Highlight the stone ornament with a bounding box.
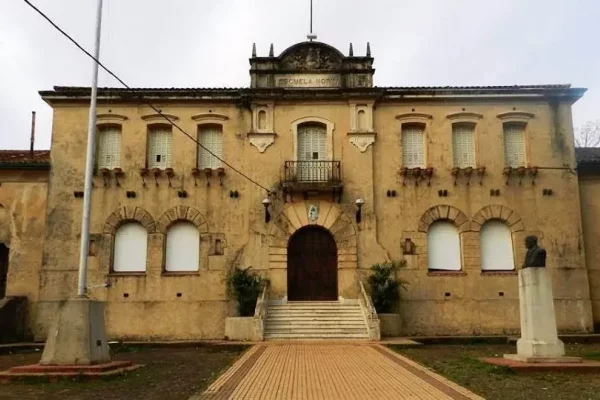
[280,44,343,71]
[248,133,276,153]
[523,235,546,268]
[349,133,376,153]
[308,204,319,222]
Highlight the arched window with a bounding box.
[427,221,461,271]
[165,222,200,272]
[197,125,223,169]
[481,220,515,271]
[147,125,172,169]
[357,110,366,131]
[96,125,121,169]
[258,110,267,130]
[113,222,147,272]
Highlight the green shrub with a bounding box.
[226,267,266,317]
[366,260,408,313]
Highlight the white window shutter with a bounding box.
[427,221,461,271]
[147,127,172,169]
[504,123,526,167]
[452,124,475,168]
[97,126,121,169]
[165,222,200,272]
[198,126,223,169]
[297,124,326,161]
[402,125,425,168]
[481,220,515,271]
[113,223,147,272]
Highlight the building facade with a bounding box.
[2,40,599,340]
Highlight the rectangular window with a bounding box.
[452,123,475,168]
[504,123,526,167]
[402,125,425,168]
[197,125,223,169]
[147,126,172,169]
[97,125,121,169]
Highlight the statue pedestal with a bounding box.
[504,268,578,363]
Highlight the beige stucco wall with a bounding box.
[0,169,48,334]
[32,96,594,340]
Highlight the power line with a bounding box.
[23,0,272,194]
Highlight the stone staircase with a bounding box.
[264,301,370,340]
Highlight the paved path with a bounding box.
[192,343,483,400]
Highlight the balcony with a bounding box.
[282,161,343,201]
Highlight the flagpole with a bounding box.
[77,0,104,297]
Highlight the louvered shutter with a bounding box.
[147,127,172,169]
[402,125,425,168]
[504,123,526,167]
[452,124,475,168]
[297,124,327,181]
[198,126,223,169]
[97,126,121,169]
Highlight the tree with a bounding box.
[575,120,600,148]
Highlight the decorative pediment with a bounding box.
[279,42,344,72]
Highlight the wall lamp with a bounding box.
[355,198,365,223]
[262,197,272,223]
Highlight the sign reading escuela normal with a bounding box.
[276,74,341,88]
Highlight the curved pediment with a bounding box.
[278,41,344,72]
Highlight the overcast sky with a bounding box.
[1,0,599,150]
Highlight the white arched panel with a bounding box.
[481,220,515,271]
[427,221,461,271]
[166,222,200,272]
[113,223,147,272]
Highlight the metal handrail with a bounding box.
[283,161,342,184]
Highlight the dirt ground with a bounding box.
[392,342,600,400]
[0,344,248,400]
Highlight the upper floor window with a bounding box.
[402,124,425,168]
[113,222,147,273]
[452,123,475,168]
[96,125,121,169]
[427,221,461,271]
[197,125,223,169]
[298,122,327,161]
[147,125,172,169]
[504,122,526,167]
[481,220,515,271]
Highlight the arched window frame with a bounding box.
[291,117,335,161]
[426,219,463,272]
[164,221,201,273]
[111,221,149,274]
[480,219,516,272]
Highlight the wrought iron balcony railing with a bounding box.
[283,161,342,187]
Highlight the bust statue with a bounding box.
[523,235,547,268]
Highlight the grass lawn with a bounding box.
[391,342,600,400]
[0,344,248,400]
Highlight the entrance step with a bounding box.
[264,301,369,341]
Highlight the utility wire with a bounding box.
[23,0,271,194]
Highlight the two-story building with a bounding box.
[1,40,598,340]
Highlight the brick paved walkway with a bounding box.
[192,344,483,400]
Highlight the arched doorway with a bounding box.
[287,226,337,301]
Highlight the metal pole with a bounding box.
[30,111,36,157]
[77,0,104,297]
[310,0,313,35]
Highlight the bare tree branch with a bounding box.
[575,120,600,148]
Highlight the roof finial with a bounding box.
[252,43,256,57]
[269,43,274,57]
[366,42,371,57]
[349,43,354,56]
[307,0,317,41]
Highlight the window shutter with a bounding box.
[297,124,327,161]
[402,125,425,168]
[452,124,475,168]
[113,223,147,272]
[198,126,223,169]
[427,221,461,271]
[97,126,121,169]
[147,127,172,169]
[504,123,526,167]
[165,222,200,272]
[481,220,515,271]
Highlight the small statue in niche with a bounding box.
[522,235,547,268]
[402,238,416,255]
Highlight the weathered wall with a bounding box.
[0,169,48,335]
[578,175,600,331]
[33,96,593,340]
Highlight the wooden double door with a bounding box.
[287,226,338,301]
